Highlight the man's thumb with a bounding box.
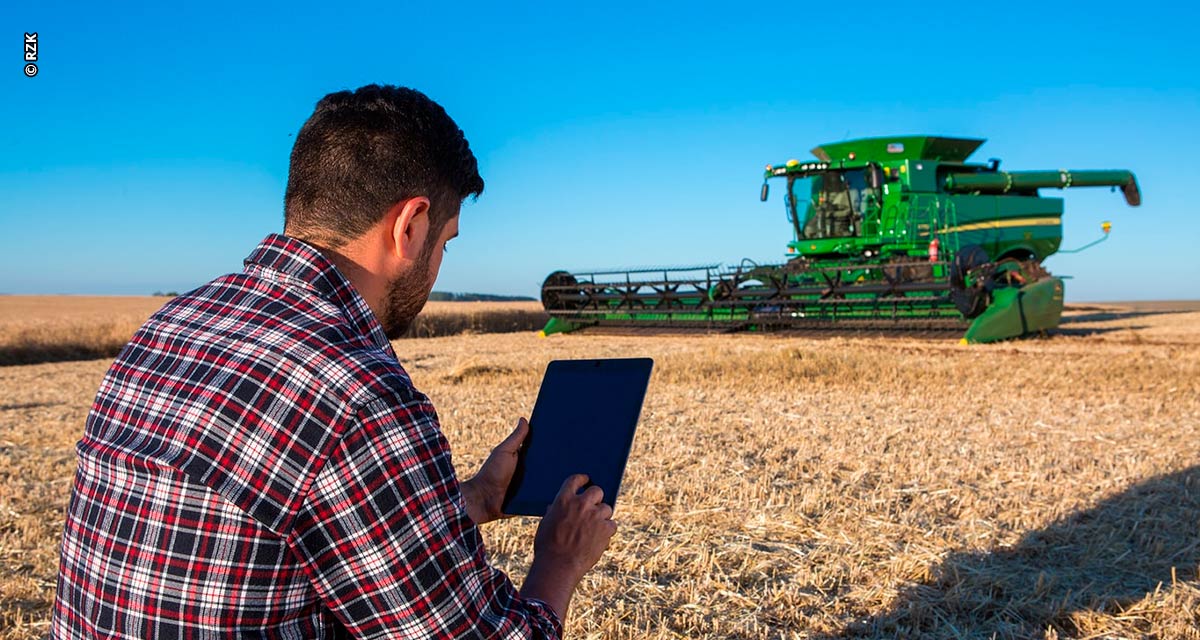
[499,417,529,451]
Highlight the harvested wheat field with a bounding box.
[0,302,1198,639]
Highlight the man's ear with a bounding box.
[386,197,432,261]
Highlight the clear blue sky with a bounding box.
[3,1,1198,301]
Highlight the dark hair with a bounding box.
[284,84,484,248]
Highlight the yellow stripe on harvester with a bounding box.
[942,217,1061,234]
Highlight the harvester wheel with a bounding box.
[950,246,989,289]
[541,271,582,311]
[949,245,993,319]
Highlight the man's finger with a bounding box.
[558,474,590,498]
[582,484,605,506]
[495,418,528,453]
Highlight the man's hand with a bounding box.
[519,474,618,621]
[461,418,528,525]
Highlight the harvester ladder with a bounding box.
[907,195,959,253]
[907,195,940,243]
[940,199,961,255]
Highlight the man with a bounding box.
[52,84,615,638]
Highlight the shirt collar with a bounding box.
[243,233,395,356]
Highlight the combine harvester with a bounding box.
[539,136,1140,343]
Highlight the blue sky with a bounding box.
[2,1,1198,301]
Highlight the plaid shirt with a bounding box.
[52,234,562,639]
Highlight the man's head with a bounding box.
[283,85,483,338]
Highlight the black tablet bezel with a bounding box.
[501,357,653,517]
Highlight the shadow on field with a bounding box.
[1062,311,1156,324]
[840,466,1200,639]
[1060,305,1196,325]
[1050,324,1148,339]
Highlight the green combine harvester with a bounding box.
[539,136,1140,343]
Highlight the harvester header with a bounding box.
[541,134,1140,343]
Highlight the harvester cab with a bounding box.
[775,162,884,248]
[540,135,1140,343]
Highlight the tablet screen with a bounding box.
[502,358,653,517]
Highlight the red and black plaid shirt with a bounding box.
[52,234,561,639]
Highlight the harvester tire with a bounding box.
[950,245,993,319]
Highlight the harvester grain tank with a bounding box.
[539,136,1140,343]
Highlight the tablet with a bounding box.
[501,358,653,517]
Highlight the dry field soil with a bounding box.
[0,298,1197,638]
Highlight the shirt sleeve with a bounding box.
[286,391,562,639]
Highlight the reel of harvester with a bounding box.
[539,264,732,336]
[540,258,969,337]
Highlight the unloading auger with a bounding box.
[539,136,1140,343]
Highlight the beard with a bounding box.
[379,250,434,341]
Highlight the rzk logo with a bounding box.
[24,32,38,77]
